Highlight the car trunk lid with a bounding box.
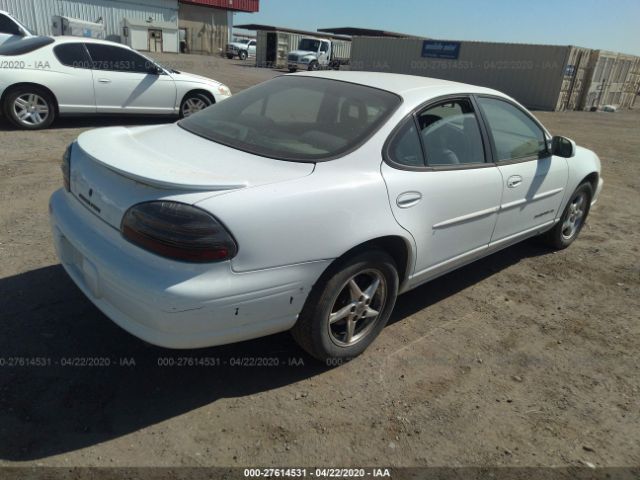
[71,124,314,229]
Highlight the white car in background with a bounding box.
[226,38,256,60]
[0,36,231,129]
[49,72,603,361]
[0,10,33,46]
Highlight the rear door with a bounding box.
[381,96,503,281]
[476,96,568,244]
[84,43,176,114]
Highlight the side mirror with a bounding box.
[551,135,576,158]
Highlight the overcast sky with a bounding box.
[234,0,640,56]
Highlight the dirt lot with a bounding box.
[0,55,638,470]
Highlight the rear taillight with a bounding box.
[61,143,72,191]
[121,201,237,262]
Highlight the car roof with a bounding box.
[50,35,134,48]
[290,70,507,100]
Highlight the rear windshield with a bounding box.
[178,76,401,162]
[0,36,54,56]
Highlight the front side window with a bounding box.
[320,42,329,53]
[85,44,153,73]
[477,97,546,161]
[299,39,321,51]
[417,98,485,166]
[54,43,91,68]
[0,14,22,35]
[178,76,401,161]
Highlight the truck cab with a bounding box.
[287,38,332,72]
[0,10,33,46]
[226,38,256,60]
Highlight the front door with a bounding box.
[85,43,176,114]
[475,96,568,245]
[381,97,503,282]
[148,29,162,52]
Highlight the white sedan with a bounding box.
[0,36,231,129]
[49,71,603,360]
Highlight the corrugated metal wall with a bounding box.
[555,46,591,111]
[179,2,229,55]
[180,0,258,13]
[351,37,571,111]
[0,0,177,42]
[581,50,640,109]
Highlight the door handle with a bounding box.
[396,191,422,208]
[97,78,111,83]
[507,175,523,188]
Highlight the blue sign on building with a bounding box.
[422,41,461,59]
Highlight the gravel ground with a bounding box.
[0,56,638,469]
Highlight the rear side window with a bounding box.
[477,97,546,161]
[388,119,424,167]
[0,36,54,56]
[0,14,22,35]
[54,43,91,68]
[417,99,485,166]
[85,43,152,73]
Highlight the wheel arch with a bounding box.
[181,89,216,105]
[581,171,599,194]
[327,235,414,291]
[1,82,59,115]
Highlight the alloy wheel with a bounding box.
[13,93,50,127]
[561,192,587,240]
[181,97,210,117]
[327,269,387,347]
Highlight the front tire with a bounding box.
[291,250,399,361]
[179,92,213,118]
[542,182,592,249]
[308,61,320,71]
[4,87,56,130]
[226,54,234,59]
[238,50,247,60]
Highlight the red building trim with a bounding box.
[179,0,259,13]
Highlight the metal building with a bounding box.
[350,36,639,111]
[235,24,351,68]
[0,0,259,54]
[179,0,259,55]
[0,0,178,45]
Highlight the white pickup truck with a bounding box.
[287,37,351,72]
[0,10,33,46]
[225,38,256,60]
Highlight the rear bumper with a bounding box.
[49,189,329,349]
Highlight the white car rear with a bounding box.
[49,72,603,360]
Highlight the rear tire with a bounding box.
[541,182,592,249]
[3,86,56,130]
[288,67,297,73]
[291,250,399,362]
